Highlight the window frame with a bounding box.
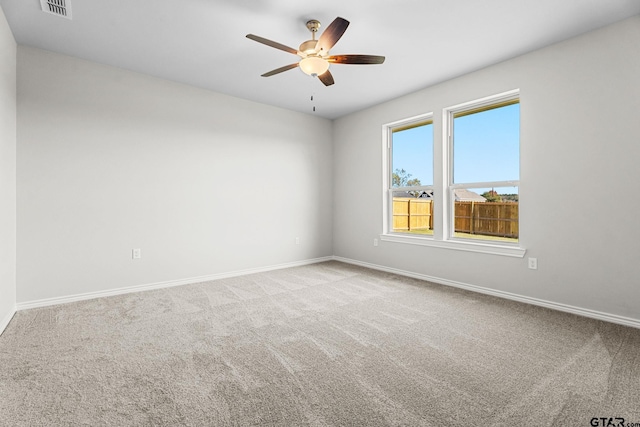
[381,90,525,258]
[444,90,520,245]
[382,113,434,239]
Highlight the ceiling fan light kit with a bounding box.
[246,17,385,86]
[299,56,329,76]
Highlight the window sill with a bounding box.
[379,233,526,258]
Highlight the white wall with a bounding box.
[0,7,17,333]
[333,16,640,322]
[17,47,333,303]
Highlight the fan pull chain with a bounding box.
[310,77,316,113]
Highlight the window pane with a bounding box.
[453,186,518,242]
[392,191,434,236]
[453,103,519,183]
[392,122,433,187]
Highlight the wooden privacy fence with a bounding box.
[393,198,433,231]
[392,198,519,238]
[454,201,519,238]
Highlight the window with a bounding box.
[386,115,434,236]
[382,90,523,257]
[447,93,520,243]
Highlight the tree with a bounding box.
[481,190,502,202]
[392,168,421,188]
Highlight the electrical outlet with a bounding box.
[295,237,300,245]
[373,238,378,247]
[132,248,141,259]
[528,257,537,270]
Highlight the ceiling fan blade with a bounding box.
[317,70,335,86]
[316,17,349,54]
[327,55,386,65]
[261,63,299,77]
[246,34,300,56]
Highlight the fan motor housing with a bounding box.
[299,40,318,54]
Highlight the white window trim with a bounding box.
[381,90,525,258]
[379,233,525,257]
[381,112,434,238]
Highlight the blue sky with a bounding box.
[392,103,519,193]
[392,123,434,185]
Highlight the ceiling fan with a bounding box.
[246,17,385,86]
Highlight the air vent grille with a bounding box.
[40,0,72,19]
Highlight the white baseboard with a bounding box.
[16,255,640,330]
[333,256,640,330]
[0,306,17,336]
[17,256,333,311]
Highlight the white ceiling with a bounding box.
[1,0,639,119]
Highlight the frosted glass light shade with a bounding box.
[299,57,329,76]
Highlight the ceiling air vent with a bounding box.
[40,0,72,19]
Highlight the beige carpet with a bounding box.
[1,261,639,426]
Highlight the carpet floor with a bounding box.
[1,261,639,426]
